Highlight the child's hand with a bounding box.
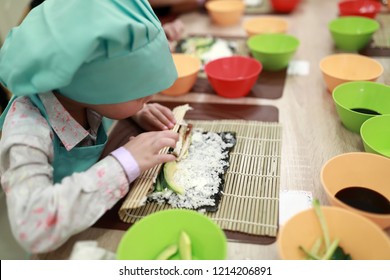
[123,130,179,172]
[133,103,176,131]
[163,19,185,42]
[163,19,185,51]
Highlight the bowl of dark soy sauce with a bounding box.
[335,186,390,214]
[321,152,390,229]
[332,81,390,133]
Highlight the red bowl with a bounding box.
[338,0,382,18]
[270,0,301,13]
[204,56,262,98]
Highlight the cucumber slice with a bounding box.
[155,244,178,260]
[179,231,192,260]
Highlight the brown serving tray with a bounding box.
[175,35,287,99]
[360,13,390,57]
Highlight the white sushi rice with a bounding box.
[148,129,235,210]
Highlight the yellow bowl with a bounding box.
[321,152,390,229]
[205,0,245,27]
[319,53,383,93]
[277,206,390,260]
[161,53,201,96]
[243,16,288,36]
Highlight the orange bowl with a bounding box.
[278,206,390,260]
[321,152,390,229]
[205,0,245,27]
[319,53,383,93]
[242,16,288,36]
[161,54,201,96]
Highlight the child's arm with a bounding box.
[132,103,176,131]
[0,98,175,253]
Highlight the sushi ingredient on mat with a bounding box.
[149,129,236,211]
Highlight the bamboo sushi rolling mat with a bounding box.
[118,105,282,241]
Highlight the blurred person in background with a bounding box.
[23,0,208,48]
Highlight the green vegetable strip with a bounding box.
[322,239,340,260]
[155,166,169,192]
[312,199,331,249]
[155,176,162,192]
[310,237,323,256]
[299,246,320,260]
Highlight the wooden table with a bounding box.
[34,0,390,260]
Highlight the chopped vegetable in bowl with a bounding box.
[299,199,352,260]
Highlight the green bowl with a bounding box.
[247,33,299,71]
[360,115,390,158]
[329,16,379,52]
[332,81,390,133]
[116,209,227,260]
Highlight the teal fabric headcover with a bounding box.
[0,0,177,104]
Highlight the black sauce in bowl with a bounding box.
[351,108,381,115]
[335,186,390,214]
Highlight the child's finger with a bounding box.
[148,109,174,130]
[154,154,177,165]
[153,137,178,151]
[152,104,176,127]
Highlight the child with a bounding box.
[0,0,179,254]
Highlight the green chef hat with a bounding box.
[0,0,177,104]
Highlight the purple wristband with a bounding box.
[110,147,141,183]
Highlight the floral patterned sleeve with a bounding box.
[0,97,130,253]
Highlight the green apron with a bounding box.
[0,94,107,183]
[0,94,108,258]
